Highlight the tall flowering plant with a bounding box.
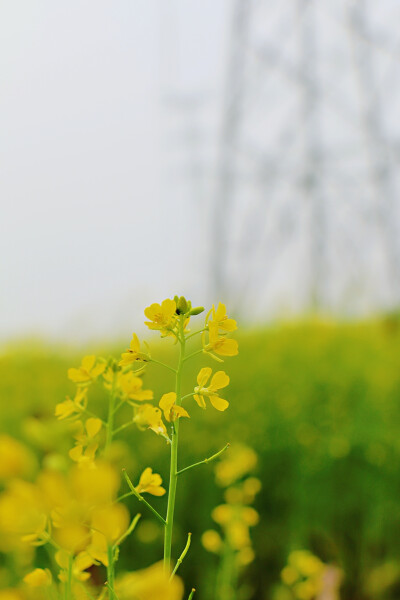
[48,296,239,599]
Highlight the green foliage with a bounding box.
[1,317,400,599]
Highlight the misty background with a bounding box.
[1,0,400,342]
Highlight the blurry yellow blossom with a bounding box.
[120,372,153,402]
[135,468,166,496]
[119,334,147,366]
[203,326,238,358]
[159,393,190,422]
[23,568,52,587]
[68,355,105,384]
[51,503,90,553]
[237,546,255,566]
[194,368,229,411]
[144,299,177,335]
[116,561,184,600]
[207,303,237,333]
[288,550,324,577]
[55,387,88,420]
[69,418,102,465]
[0,435,36,481]
[201,529,222,554]
[212,504,258,550]
[71,461,121,506]
[89,503,130,566]
[133,405,167,436]
[56,549,94,582]
[0,591,24,600]
[215,444,258,487]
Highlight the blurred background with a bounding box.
[1,1,400,599]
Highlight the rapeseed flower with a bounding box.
[159,392,189,422]
[55,387,88,420]
[135,468,166,496]
[120,372,153,402]
[119,333,147,366]
[204,326,239,358]
[133,404,167,436]
[68,355,105,384]
[207,302,237,333]
[23,568,52,587]
[194,368,229,411]
[69,418,102,466]
[144,299,177,335]
[116,561,184,600]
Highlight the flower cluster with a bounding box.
[0,296,238,599]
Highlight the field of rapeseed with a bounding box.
[1,299,400,600]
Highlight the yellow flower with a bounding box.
[207,302,237,332]
[119,334,147,366]
[0,435,36,480]
[159,392,190,422]
[116,561,184,600]
[201,529,222,554]
[88,503,130,566]
[120,372,153,402]
[205,326,239,357]
[215,444,258,487]
[56,549,94,582]
[68,355,105,384]
[212,504,259,550]
[69,418,102,466]
[133,404,167,436]
[23,568,52,587]
[55,388,88,420]
[144,299,177,334]
[71,461,121,506]
[135,468,166,496]
[194,368,229,411]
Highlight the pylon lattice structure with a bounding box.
[211,0,400,318]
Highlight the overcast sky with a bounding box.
[0,1,229,341]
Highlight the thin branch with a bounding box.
[170,532,192,580]
[188,589,196,600]
[177,443,230,476]
[122,470,167,526]
[185,328,207,341]
[114,513,141,547]
[149,358,177,374]
[182,349,203,363]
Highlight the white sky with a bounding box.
[0,1,229,341]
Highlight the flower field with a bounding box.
[0,302,400,600]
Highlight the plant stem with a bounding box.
[106,546,115,600]
[170,532,192,579]
[122,470,167,525]
[150,358,177,373]
[164,316,185,571]
[65,554,73,600]
[177,443,230,475]
[188,589,196,600]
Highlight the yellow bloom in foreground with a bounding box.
[194,368,229,411]
[119,334,146,366]
[56,549,94,582]
[0,435,36,480]
[120,372,153,402]
[208,302,237,332]
[116,561,183,600]
[133,404,167,436]
[89,503,130,566]
[23,568,52,587]
[68,355,105,384]
[55,388,88,420]
[159,392,190,422]
[135,468,166,496]
[69,418,102,465]
[205,326,239,357]
[144,299,177,334]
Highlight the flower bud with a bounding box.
[189,306,205,316]
[176,296,188,315]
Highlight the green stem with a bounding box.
[106,546,115,600]
[106,371,117,450]
[177,443,230,475]
[170,532,192,579]
[164,316,185,571]
[182,349,202,363]
[65,554,73,600]
[122,470,167,526]
[113,421,135,436]
[188,589,196,600]
[185,327,206,340]
[114,513,141,546]
[149,358,177,373]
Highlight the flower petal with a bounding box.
[197,367,212,387]
[208,395,229,411]
[209,371,230,391]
